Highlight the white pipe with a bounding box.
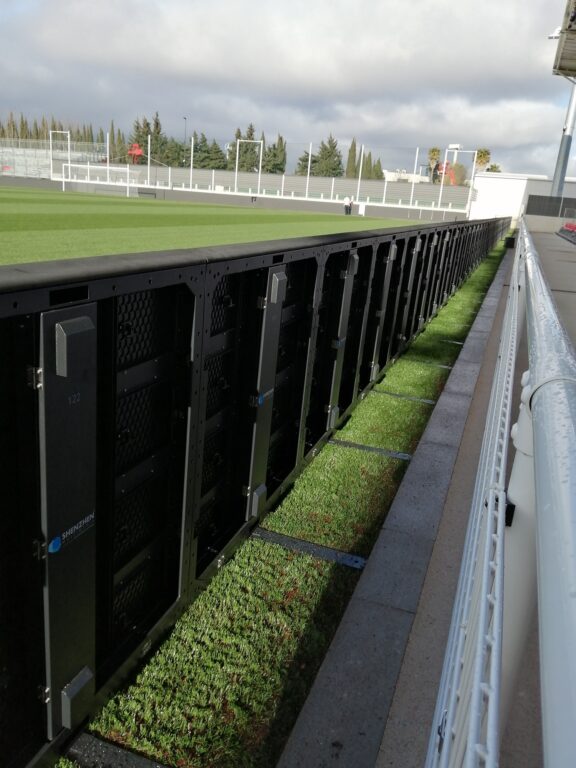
[257,139,263,195]
[305,142,312,198]
[356,144,364,201]
[521,221,576,766]
[147,134,151,186]
[409,147,419,206]
[189,135,194,190]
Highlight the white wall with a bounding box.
[469,172,576,224]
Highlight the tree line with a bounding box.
[0,111,499,176]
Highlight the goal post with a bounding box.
[49,130,71,181]
[233,139,263,194]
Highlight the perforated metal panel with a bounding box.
[116,290,174,368]
[113,476,166,569]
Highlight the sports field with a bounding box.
[0,186,412,265]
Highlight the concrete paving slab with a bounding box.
[468,311,499,334]
[418,391,472,449]
[458,330,491,364]
[443,360,482,397]
[277,600,414,768]
[354,528,434,614]
[383,442,459,541]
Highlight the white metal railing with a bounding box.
[426,219,576,766]
[58,160,470,214]
[0,137,474,214]
[425,230,520,767]
[523,221,576,766]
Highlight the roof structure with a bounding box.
[553,0,576,76]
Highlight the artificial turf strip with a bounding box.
[90,539,358,768]
[336,394,433,453]
[59,237,509,768]
[375,358,449,401]
[262,445,406,556]
[0,187,410,265]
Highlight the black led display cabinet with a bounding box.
[0,218,509,765]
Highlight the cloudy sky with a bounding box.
[0,0,572,175]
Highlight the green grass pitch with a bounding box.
[0,185,412,265]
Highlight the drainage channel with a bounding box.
[412,360,453,370]
[252,527,367,570]
[67,732,169,768]
[371,390,436,406]
[328,438,412,462]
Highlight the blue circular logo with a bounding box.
[48,536,62,554]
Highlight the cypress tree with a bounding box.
[227,128,242,170]
[19,114,29,139]
[362,151,373,179]
[346,138,357,178]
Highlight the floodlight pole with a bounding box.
[551,81,576,197]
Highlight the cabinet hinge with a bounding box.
[27,366,43,390]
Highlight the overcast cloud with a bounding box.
[0,0,571,175]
